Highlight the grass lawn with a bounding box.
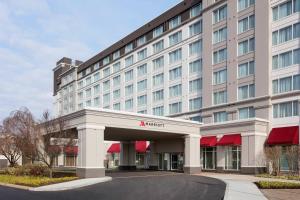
[256,174,300,181]
[256,181,300,189]
[0,175,78,187]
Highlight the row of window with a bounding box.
[272,74,300,94]
[272,0,300,21]
[272,48,300,70]
[272,22,300,46]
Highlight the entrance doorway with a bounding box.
[158,153,183,171]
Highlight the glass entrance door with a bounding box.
[171,154,178,170]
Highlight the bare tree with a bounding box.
[285,145,299,176]
[264,146,281,176]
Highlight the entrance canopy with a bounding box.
[267,126,299,145]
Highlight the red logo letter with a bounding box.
[140,121,145,127]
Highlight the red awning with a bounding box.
[64,146,78,155]
[107,143,120,153]
[135,141,147,153]
[267,126,299,145]
[217,134,241,146]
[200,136,217,147]
[146,144,150,151]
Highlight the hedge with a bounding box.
[256,181,300,189]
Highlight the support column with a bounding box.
[184,134,201,174]
[149,141,158,170]
[119,141,136,170]
[76,124,105,178]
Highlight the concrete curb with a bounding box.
[29,176,112,192]
[0,182,32,190]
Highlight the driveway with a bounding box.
[0,172,225,200]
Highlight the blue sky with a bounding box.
[0,0,181,121]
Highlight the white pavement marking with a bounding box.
[30,176,112,192]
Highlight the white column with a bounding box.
[184,134,201,174]
[119,141,136,170]
[76,124,105,178]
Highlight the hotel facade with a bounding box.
[51,0,300,177]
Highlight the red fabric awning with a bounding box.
[146,144,150,151]
[107,143,120,153]
[135,141,147,153]
[217,134,241,146]
[64,146,78,155]
[200,136,217,147]
[267,126,299,145]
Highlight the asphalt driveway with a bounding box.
[0,172,226,200]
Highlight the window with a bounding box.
[78,92,83,101]
[213,48,227,64]
[273,100,299,118]
[137,35,146,46]
[138,110,147,114]
[169,67,182,81]
[137,64,147,76]
[137,95,147,106]
[78,81,83,89]
[94,72,100,81]
[103,80,110,91]
[239,107,255,119]
[189,97,202,111]
[153,73,164,87]
[189,20,202,37]
[238,61,255,78]
[125,70,133,82]
[113,89,120,100]
[113,62,121,73]
[125,43,133,53]
[169,84,182,98]
[213,69,227,85]
[169,31,182,46]
[169,15,181,29]
[85,88,91,98]
[125,99,133,111]
[103,93,110,105]
[214,111,227,122]
[238,84,255,100]
[295,0,300,12]
[153,40,164,54]
[94,97,100,107]
[225,146,241,170]
[103,67,110,78]
[213,90,227,105]
[113,75,121,87]
[94,84,100,94]
[190,116,202,122]
[213,27,227,44]
[189,59,202,75]
[238,15,255,34]
[189,40,202,56]
[153,106,164,116]
[125,84,133,96]
[93,63,100,70]
[190,3,202,17]
[153,56,164,71]
[272,22,300,45]
[272,0,299,21]
[137,48,147,61]
[169,48,182,64]
[125,55,134,67]
[153,25,163,38]
[85,77,91,85]
[103,56,110,65]
[213,5,227,24]
[202,147,217,170]
[153,90,164,102]
[113,103,120,110]
[169,102,182,115]
[238,38,255,56]
[273,74,300,94]
[189,78,202,93]
[137,79,147,92]
[238,0,255,11]
[113,51,120,60]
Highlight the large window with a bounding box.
[214,111,227,122]
[169,84,182,98]
[189,40,202,56]
[94,72,100,81]
[213,69,227,85]
[190,3,202,17]
[189,97,202,111]
[103,80,110,91]
[189,59,202,75]
[113,76,120,87]
[103,56,110,65]
[238,84,255,100]
[189,20,202,37]
[213,90,227,105]
[113,103,120,110]
[113,89,120,100]
[213,48,227,64]
[153,73,164,87]
[137,95,147,106]
[137,35,146,47]
[153,25,164,38]
[137,48,147,61]
[103,93,110,105]
[113,50,120,60]
[273,0,300,21]
[169,102,182,115]
[238,15,255,34]
[169,67,182,81]
[153,90,164,102]
[213,5,227,24]
[113,62,121,73]
[137,64,147,76]
[238,38,255,56]
[189,78,202,93]
[125,84,133,96]
[225,146,241,170]
[94,84,100,94]
[125,70,133,82]
[169,15,181,29]
[273,100,299,118]
[239,107,255,119]
[272,48,300,69]
[238,61,255,78]
[153,40,164,54]
[169,31,182,46]
[213,27,227,44]
[125,99,133,111]
[238,0,255,11]
[125,43,133,53]
[153,56,164,71]
[153,106,164,116]
[137,79,147,92]
[201,147,216,170]
[169,48,182,64]
[272,22,300,45]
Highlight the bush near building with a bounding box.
[256,174,300,181]
[256,181,300,189]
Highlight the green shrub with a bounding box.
[256,174,300,181]
[4,165,49,177]
[256,181,300,189]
